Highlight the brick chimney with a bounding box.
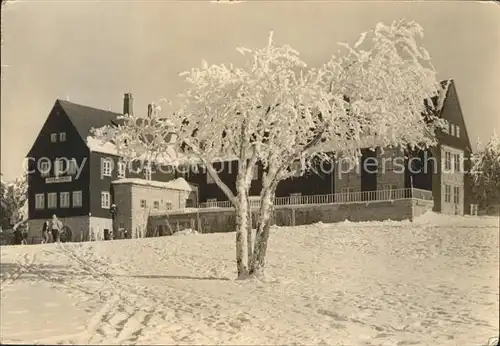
[123,93,134,115]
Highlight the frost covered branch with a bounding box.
[92,20,446,278]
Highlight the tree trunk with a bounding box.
[246,192,253,264]
[249,185,275,276]
[235,179,249,279]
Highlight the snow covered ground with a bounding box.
[1,212,498,345]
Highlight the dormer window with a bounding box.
[59,132,66,142]
[450,124,455,136]
[455,126,460,138]
[50,133,57,142]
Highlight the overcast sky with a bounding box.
[1,0,499,181]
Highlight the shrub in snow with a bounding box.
[173,229,199,236]
[472,132,500,215]
[1,174,27,229]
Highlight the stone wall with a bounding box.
[148,198,434,235]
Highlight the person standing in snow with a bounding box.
[20,222,29,245]
[49,214,63,243]
[41,221,50,243]
[12,227,22,245]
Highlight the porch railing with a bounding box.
[197,187,433,210]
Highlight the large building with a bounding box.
[25,79,474,241]
[26,94,197,240]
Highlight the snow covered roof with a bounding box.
[86,136,190,165]
[111,177,194,191]
[86,136,120,156]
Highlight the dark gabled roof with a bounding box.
[423,79,452,113]
[57,99,124,141]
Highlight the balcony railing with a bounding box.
[196,188,433,210]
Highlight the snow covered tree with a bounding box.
[1,174,28,229]
[471,132,500,215]
[94,20,445,278]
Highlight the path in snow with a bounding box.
[1,213,498,345]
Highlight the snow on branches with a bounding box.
[1,174,28,227]
[94,20,445,189]
[472,131,500,212]
[92,19,447,277]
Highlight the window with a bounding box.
[40,161,50,177]
[165,201,173,210]
[290,193,302,204]
[60,192,70,208]
[59,132,66,142]
[67,159,77,175]
[140,199,147,208]
[444,151,451,170]
[101,158,113,177]
[450,124,455,136]
[207,172,215,184]
[47,192,57,209]
[35,194,45,209]
[72,191,82,207]
[101,191,110,209]
[453,186,460,204]
[54,159,64,176]
[206,198,217,207]
[153,201,159,209]
[455,126,460,138]
[117,161,126,178]
[144,163,152,180]
[453,153,461,172]
[444,184,451,203]
[50,133,57,142]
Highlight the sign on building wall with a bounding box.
[46,176,72,184]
